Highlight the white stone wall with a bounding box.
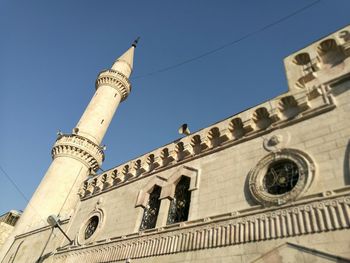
[1,221,71,263]
[0,223,14,249]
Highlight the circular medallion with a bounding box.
[248,149,315,206]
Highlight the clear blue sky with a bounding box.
[0,0,349,214]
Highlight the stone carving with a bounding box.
[190,135,203,155]
[286,28,350,90]
[263,134,283,152]
[229,117,248,140]
[248,148,315,206]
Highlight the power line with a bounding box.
[0,165,30,205]
[0,165,49,227]
[133,0,321,79]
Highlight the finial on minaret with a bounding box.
[132,37,140,48]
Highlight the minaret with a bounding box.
[0,41,137,259]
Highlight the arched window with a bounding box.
[139,185,161,230]
[167,176,191,225]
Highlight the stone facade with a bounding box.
[0,211,21,249]
[1,27,350,263]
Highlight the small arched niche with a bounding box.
[293,52,317,88]
[318,39,338,54]
[293,52,311,66]
[317,38,344,65]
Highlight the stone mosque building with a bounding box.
[1,24,350,263]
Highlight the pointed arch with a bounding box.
[135,165,200,230]
[161,165,199,199]
[135,177,166,208]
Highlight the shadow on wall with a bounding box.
[344,139,350,185]
[330,77,350,96]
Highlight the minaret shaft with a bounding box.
[76,85,123,145]
[12,157,89,232]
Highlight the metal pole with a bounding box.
[55,224,73,244]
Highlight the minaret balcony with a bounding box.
[95,69,131,101]
[51,134,105,171]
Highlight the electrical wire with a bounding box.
[0,1,321,204]
[133,0,321,79]
[0,165,30,205]
[0,165,48,226]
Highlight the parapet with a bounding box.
[79,85,336,199]
[284,24,350,91]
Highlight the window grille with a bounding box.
[139,185,161,230]
[263,160,299,195]
[167,176,191,225]
[84,216,99,240]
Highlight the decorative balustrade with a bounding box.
[53,191,350,262]
[95,69,131,101]
[52,134,104,172]
[79,85,336,200]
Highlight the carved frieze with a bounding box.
[53,193,350,263]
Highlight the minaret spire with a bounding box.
[111,38,139,78]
